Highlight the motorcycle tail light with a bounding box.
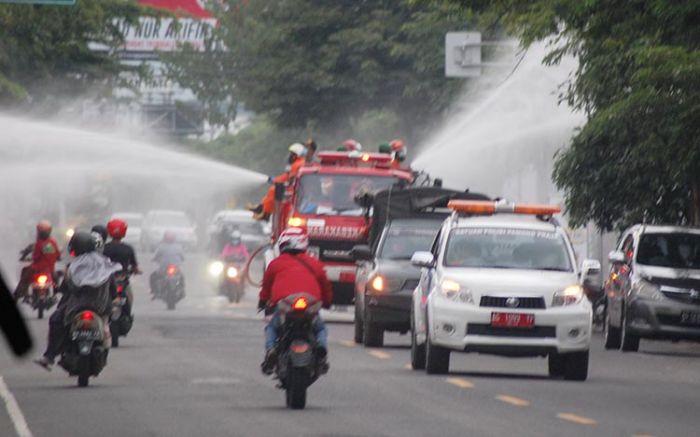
[290,343,309,353]
[166,265,178,276]
[81,311,94,321]
[292,297,308,311]
[116,285,124,293]
[36,274,49,285]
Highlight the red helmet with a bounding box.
[164,231,177,243]
[390,139,405,151]
[342,139,362,152]
[36,220,52,239]
[277,227,309,253]
[107,218,128,239]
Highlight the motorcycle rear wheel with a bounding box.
[285,367,308,410]
[77,357,90,387]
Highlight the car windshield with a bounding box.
[151,213,190,227]
[222,220,261,235]
[444,227,572,271]
[636,232,700,269]
[296,174,400,216]
[379,222,442,260]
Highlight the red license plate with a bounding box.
[491,312,535,328]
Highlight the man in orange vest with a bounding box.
[250,143,307,221]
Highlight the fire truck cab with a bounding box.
[268,151,413,305]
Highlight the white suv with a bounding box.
[410,200,594,380]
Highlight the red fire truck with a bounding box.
[267,151,413,305]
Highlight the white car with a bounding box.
[141,210,198,251]
[207,209,269,252]
[410,200,594,380]
[109,212,143,248]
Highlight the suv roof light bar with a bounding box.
[448,199,561,216]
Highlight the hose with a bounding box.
[244,242,272,288]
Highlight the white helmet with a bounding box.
[288,143,307,157]
[277,227,309,253]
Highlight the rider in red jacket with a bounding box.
[258,227,332,374]
[14,221,61,301]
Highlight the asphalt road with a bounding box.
[2,254,700,437]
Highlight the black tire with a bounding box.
[410,328,426,370]
[548,353,566,378]
[286,367,307,410]
[604,300,621,350]
[425,336,450,375]
[234,287,243,303]
[77,357,90,387]
[38,305,44,320]
[562,351,589,381]
[354,303,364,344]
[620,308,640,352]
[167,299,176,310]
[363,311,384,347]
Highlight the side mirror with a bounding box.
[580,259,602,289]
[351,245,372,261]
[608,250,626,265]
[411,251,435,268]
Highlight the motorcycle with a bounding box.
[109,271,134,347]
[156,264,185,310]
[271,293,325,410]
[209,256,246,303]
[58,309,108,387]
[29,272,57,319]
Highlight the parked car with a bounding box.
[411,199,595,380]
[604,225,700,352]
[109,212,143,248]
[141,210,198,251]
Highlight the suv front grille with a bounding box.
[480,296,546,309]
[467,324,556,338]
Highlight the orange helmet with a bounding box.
[390,139,405,151]
[107,218,128,239]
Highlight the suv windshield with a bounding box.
[379,221,442,260]
[636,232,700,269]
[444,227,572,271]
[296,174,399,216]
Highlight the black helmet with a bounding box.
[91,225,108,242]
[69,231,96,256]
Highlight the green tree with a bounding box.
[467,0,700,230]
[0,0,144,109]
[165,0,478,132]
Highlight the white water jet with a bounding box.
[0,115,267,280]
[413,43,585,204]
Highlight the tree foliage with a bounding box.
[165,0,478,131]
[473,0,700,230]
[0,0,144,109]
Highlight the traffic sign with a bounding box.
[445,32,482,78]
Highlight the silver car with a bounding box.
[141,210,198,251]
[604,225,700,352]
[411,202,595,380]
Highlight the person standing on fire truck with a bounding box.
[250,143,307,221]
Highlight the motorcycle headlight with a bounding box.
[552,285,584,307]
[635,278,663,301]
[209,261,224,276]
[440,279,473,304]
[226,266,239,279]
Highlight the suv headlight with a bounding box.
[635,278,664,301]
[440,279,473,304]
[552,285,584,307]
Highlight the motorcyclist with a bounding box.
[221,230,249,262]
[150,231,185,299]
[390,139,408,169]
[250,143,307,221]
[14,221,61,301]
[258,227,332,375]
[103,219,141,314]
[34,231,120,370]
